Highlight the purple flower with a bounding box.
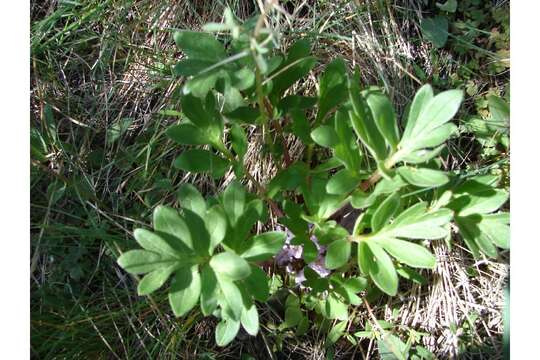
[274,224,330,284]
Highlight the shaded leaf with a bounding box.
[325,239,351,269]
[210,252,251,280]
[240,231,286,262]
[169,265,201,317]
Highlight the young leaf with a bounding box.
[334,110,363,171]
[242,265,270,302]
[479,215,509,249]
[133,228,183,258]
[371,192,401,232]
[357,241,374,276]
[117,250,178,274]
[454,189,509,217]
[366,242,398,296]
[322,294,349,320]
[317,58,348,123]
[348,71,388,160]
[325,239,351,270]
[377,238,436,269]
[205,205,228,252]
[217,277,244,320]
[240,231,286,262]
[173,149,229,178]
[327,320,348,345]
[173,31,226,61]
[270,39,317,100]
[284,306,302,328]
[365,91,399,149]
[137,264,178,296]
[153,205,193,251]
[326,169,362,195]
[436,0,457,13]
[181,93,223,138]
[230,123,248,159]
[408,89,464,141]
[397,167,449,188]
[311,125,339,148]
[402,84,434,141]
[183,208,211,256]
[241,304,259,336]
[174,59,214,76]
[177,183,207,217]
[169,265,201,317]
[224,106,260,124]
[200,263,219,316]
[210,252,251,280]
[222,180,246,227]
[167,123,210,145]
[215,317,241,347]
[420,16,449,48]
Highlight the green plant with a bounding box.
[116,6,509,347]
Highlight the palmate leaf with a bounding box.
[420,16,449,48]
[325,239,351,270]
[178,94,223,142]
[397,86,463,164]
[117,250,180,275]
[326,169,362,195]
[317,58,348,123]
[167,123,210,145]
[348,72,388,161]
[240,304,259,336]
[169,265,201,317]
[215,317,241,347]
[200,263,219,316]
[153,205,193,251]
[365,241,398,296]
[177,183,207,217]
[174,31,226,61]
[242,265,270,302]
[376,238,436,269]
[365,90,399,150]
[269,39,317,102]
[210,252,251,281]
[239,231,286,262]
[173,59,215,76]
[397,167,449,188]
[137,264,178,296]
[371,192,400,232]
[173,149,230,178]
[399,87,463,160]
[356,201,452,295]
[320,293,349,321]
[217,276,244,320]
[451,176,510,258]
